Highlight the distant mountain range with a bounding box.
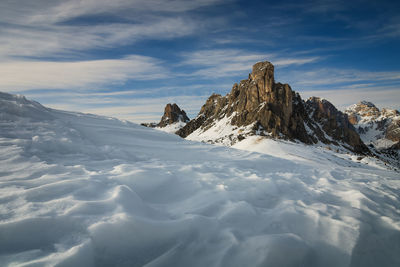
[345,101,400,149]
[148,61,399,166]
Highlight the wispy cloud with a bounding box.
[290,67,400,111]
[16,0,229,25]
[0,18,198,59]
[0,0,229,59]
[180,49,320,78]
[0,0,227,25]
[0,55,168,91]
[283,68,400,88]
[45,94,209,123]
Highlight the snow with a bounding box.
[345,101,376,114]
[154,121,186,134]
[373,138,397,150]
[1,92,400,267]
[186,113,258,146]
[345,102,400,149]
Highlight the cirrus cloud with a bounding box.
[0,55,168,91]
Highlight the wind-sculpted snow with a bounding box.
[1,92,400,267]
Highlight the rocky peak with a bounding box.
[345,101,380,123]
[307,97,332,115]
[344,101,400,150]
[381,108,400,117]
[229,83,295,138]
[178,61,303,141]
[307,97,352,128]
[345,101,399,126]
[359,101,376,107]
[158,103,190,127]
[305,97,367,153]
[178,61,368,154]
[250,61,275,94]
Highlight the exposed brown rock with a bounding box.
[386,119,400,142]
[351,101,380,117]
[345,101,400,145]
[178,61,369,154]
[180,62,312,143]
[158,103,190,127]
[140,122,157,128]
[306,97,368,153]
[348,114,358,125]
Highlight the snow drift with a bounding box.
[1,92,400,267]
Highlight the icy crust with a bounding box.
[1,92,400,267]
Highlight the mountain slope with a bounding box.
[1,92,400,267]
[178,61,368,154]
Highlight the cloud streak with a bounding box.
[282,68,400,88]
[0,0,231,60]
[180,49,320,78]
[45,94,209,123]
[0,55,167,91]
[0,18,198,59]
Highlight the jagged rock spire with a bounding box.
[158,103,190,127]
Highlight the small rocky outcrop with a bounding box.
[140,122,157,128]
[177,61,368,154]
[158,103,190,128]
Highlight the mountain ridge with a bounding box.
[345,101,400,149]
[176,61,368,154]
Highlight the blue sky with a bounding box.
[1,0,399,122]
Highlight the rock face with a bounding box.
[158,103,190,127]
[305,97,367,153]
[178,61,368,153]
[344,101,400,149]
[140,122,157,128]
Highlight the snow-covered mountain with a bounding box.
[1,91,400,267]
[177,61,368,154]
[345,101,400,149]
[344,101,400,167]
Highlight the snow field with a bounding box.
[1,93,400,267]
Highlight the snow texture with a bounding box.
[186,112,261,146]
[1,92,400,267]
[155,121,186,134]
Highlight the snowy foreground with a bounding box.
[1,93,400,267]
